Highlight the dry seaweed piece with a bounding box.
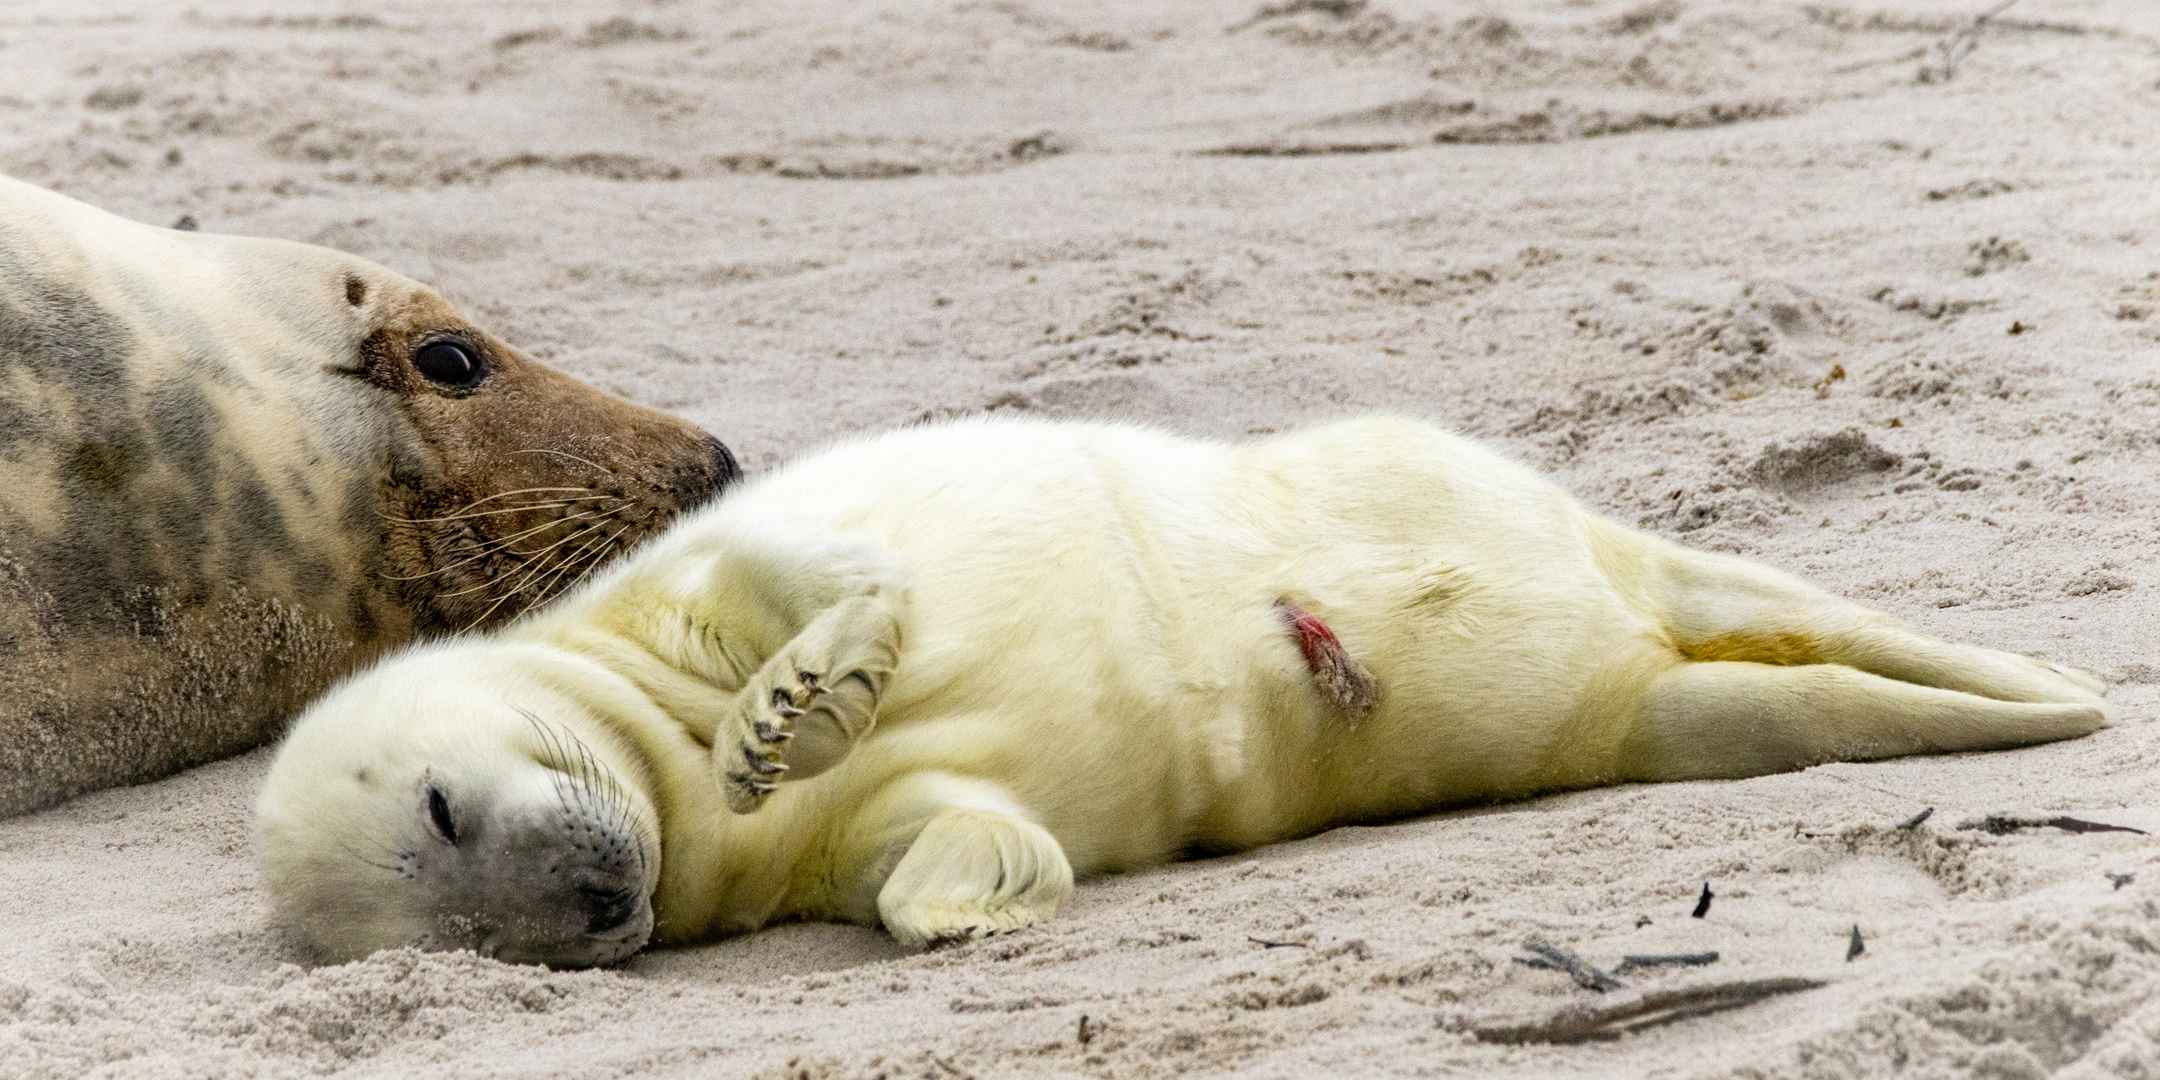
[1612,951,1719,974]
[1514,941,1625,992]
[1472,977,1827,1045]
[1691,882,1714,918]
[1846,925,1865,962]
[1954,815,2147,836]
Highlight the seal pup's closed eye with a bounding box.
[259,415,2106,966]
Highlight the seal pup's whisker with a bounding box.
[334,831,407,875]
[515,705,647,873]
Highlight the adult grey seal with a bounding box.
[0,175,739,815]
[255,416,2104,966]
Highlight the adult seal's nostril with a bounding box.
[577,884,640,935]
[705,435,742,491]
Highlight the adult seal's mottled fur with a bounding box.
[0,176,740,815]
[255,417,2106,965]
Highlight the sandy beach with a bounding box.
[4,1,2160,1075]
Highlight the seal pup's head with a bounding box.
[255,641,664,967]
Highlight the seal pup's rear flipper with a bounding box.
[1618,661,2108,782]
[1643,540,2105,708]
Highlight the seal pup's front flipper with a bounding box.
[514,516,910,814]
[717,588,903,813]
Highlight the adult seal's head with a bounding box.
[257,641,666,966]
[0,175,741,815]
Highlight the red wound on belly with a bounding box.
[1274,599,1379,723]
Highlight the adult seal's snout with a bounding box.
[0,174,741,816]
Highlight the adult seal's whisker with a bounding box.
[434,516,620,601]
[508,448,619,476]
[382,509,618,586]
[388,494,622,525]
[527,531,618,604]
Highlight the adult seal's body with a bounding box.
[0,176,739,815]
[256,417,2106,966]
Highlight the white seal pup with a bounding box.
[0,175,740,815]
[256,416,2106,965]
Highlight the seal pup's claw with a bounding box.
[724,774,780,813]
[712,591,903,813]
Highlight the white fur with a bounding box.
[258,415,2107,959]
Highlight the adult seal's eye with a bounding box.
[413,340,483,388]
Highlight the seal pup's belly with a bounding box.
[711,418,1675,875]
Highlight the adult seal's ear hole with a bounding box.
[413,340,484,388]
[345,275,368,306]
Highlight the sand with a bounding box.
[4,0,2159,1076]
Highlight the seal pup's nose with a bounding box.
[578,883,640,935]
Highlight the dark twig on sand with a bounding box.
[1897,807,1935,830]
[1473,977,1828,1045]
[1955,815,2147,836]
[1514,941,1626,992]
[1922,0,2020,83]
[1691,882,1714,919]
[1612,951,1719,975]
[1846,925,1866,962]
[1248,936,1308,949]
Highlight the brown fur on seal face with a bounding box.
[0,175,739,815]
